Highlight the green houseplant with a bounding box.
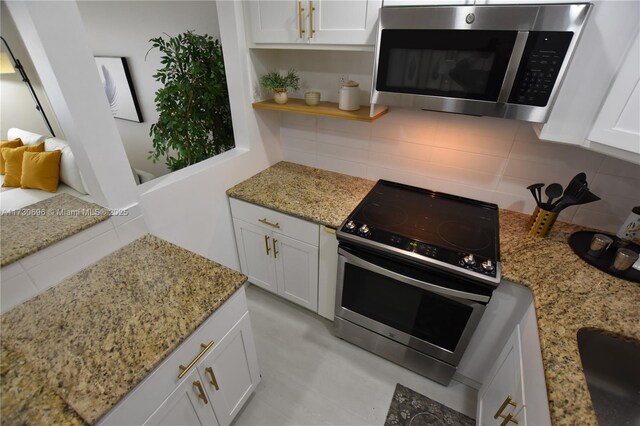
[260,70,300,104]
[147,31,234,172]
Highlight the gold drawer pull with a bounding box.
[309,1,316,38]
[178,341,214,379]
[298,1,305,39]
[193,380,208,404]
[264,235,271,256]
[494,395,517,420]
[499,413,518,426]
[258,218,280,228]
[205,366,220,390]
[273,238,279,259]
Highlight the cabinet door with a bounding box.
[588,31,640,154]
[145,369,219,426]
[248,0,307,44]
[197,313,261,426]
[233,219,278,294]
[310,0,381,45]
[477,325,525,426]
[274,232,319,311]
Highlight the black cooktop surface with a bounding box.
[347,180,500,261]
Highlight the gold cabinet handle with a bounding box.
[499,413,518,426]
[264,235,271,256]
[193,380,208,404]
[309,1,316,39]
[258,218,280,229]
[205,366,220,391]
[178,341,214,379]
[494,395,518,420]
[273,238,279,259]
[298,1,305,39]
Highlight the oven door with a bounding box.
[335,246,490,366]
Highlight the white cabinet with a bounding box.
[317,226,339,321]
[247,0,381,46]
[98,288,260,426]
[588,30,640,155]
[477,302,551,426]
[145,368,219,426]
[477,326,525,426]
[230,198,319,312]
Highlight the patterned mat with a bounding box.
[384,384,475,426]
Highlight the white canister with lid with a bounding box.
[339,80,360,111]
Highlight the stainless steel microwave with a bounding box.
[371,3,592,123]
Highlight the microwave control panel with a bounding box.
[509,32,574,107]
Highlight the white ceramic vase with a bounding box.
[273,91,288,104]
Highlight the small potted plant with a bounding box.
[260,70,300,104]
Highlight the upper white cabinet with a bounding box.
[588,30,640,155]
[247,0,381,46]
[536,0,640,162]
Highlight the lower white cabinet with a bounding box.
[477,302,551,426]
[230,198,320,312]
[98,288,260,426]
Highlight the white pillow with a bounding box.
[44,137,87,194]
[7,128,46,146]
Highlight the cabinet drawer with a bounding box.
[229,198,319,246]
[98,287,249,425]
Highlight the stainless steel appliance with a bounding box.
[335,181,500,385]
[371,3,592,122]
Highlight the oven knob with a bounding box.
[463,254,476,266]
[345,220,356,230]
[481,260,495,272]
[359,224,370,235]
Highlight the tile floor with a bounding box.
[233,285,478,425]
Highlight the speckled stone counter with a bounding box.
[0,193,111,267]
[226,161,376,228]
[1,234,247,424]
[228,162,640,426]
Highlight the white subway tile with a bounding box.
[318,117,372,137]
[369,137,432,162]
[282,113,317,129]
[281,126,317,142]
[281,136,317,153]
[365,165,425,188]
[589,173,640,202]
[510,138,604,173]
[426,131,514,157]
[316,155,367,177]
[318,142,367,163]
[571,208,621,233]
[282,149,317,168]
[502,158,583,184]
[598,156,640,179]
[430,148,507,176]
[422,163,501,189]
[496,176,538,198]
[422,176,497,204]
[317,129,370,150]
[368,151,429,176]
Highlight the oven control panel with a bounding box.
[340,220,498,279]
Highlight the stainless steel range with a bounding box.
[335,180,500,385]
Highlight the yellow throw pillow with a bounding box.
[1,142,45,187]
[0,138,23,174]
[21,150,62,192]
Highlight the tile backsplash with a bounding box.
[279,108,639,233]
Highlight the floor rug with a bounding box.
[383,383,475,426]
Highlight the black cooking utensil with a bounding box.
[527,183,544,206]
[545,183,563,207]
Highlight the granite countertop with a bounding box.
[0,193,111,267]
[228,161,640,426]
[1,234,247,425]
[227,161,375,228]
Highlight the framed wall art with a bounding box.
[94,56,143,123]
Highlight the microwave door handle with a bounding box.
[338,248,490,304]
[497,31,529,104]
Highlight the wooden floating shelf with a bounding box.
[252,98,388,122]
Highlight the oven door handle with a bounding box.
[339,248,490,304]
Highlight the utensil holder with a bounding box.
[528,206,558,237]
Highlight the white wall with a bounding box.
[0,1,62,138]
[278,108,640,233]
[76,1,222,178]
